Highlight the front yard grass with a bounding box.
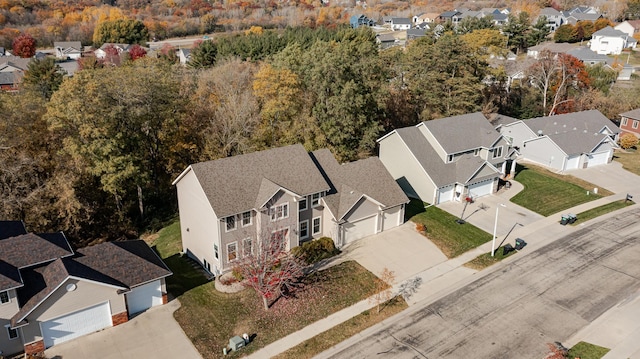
[510,164,611,217]
[464,246,518,270]
[273,296,408,359]
[567,341,610,359]
[407,199,493,258]
[150,219,388,359]
[614,148,640,176]
[571,199,635,225]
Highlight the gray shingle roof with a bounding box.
[547,131,611,156]
[620,108,640,120]
[311,149,409,220]
[593,26,627,38]
[567,47,612,64]
[394,127,496,187]
[391,17,411,24]
[54,41,82,51]
[420,112,502,154]
[189,144,331,218]
[524,110,619,136]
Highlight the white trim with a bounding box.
[225,215,237,232]
[0,290,9,305]
[338,195,385,221]
[522,136,569,157]
[298,197,308,211]
[227,242,238,262]
[171,165,193,185]
[243,237,253,256]
[299,220,309,240]
[312,217,322,235]
[269,203,289,221]
[5,324,18,340]
[257,187,300,210]
[241,211,252,227]
[492,145,503,159]
[311,192,324,207]
[464,162,500,183]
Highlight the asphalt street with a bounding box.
[323,208,640,359]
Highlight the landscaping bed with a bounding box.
[510,164,610,217]
[406,199,493,258]
[150,220,387,359]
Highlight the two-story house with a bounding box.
[590,26,637,55]
[173,144,409,275]
[377,112,516,205]
[0,221,171,356]
[619,108,640,138]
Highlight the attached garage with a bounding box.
[565,155,580,170]
[126,280,163,315]
[467,179,495,198]
[586,151,610,168]
[437,185,455,204]
[342,215,377,246]
[41,301,112,348]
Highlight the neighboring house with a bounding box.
[589,26,637,55]
[526,41,576,59]
[564,13,602,24]
[413,12,440,25]
[438,10,462,24]
[173,144,408,275]
[538,7,565,31]
[615,20,640,38]
[497,110,620,171]
[94,43,131,59]
[390,18,411,31]
[378,112,516,205]
[57,60,79,77]
[618,64,634,81]
[350,14,375,28]
[54,41,82,60]
[407,28,427,40]
[0,221,171,356]
[567,47,614,66]
[376,33,398,49]
[619,108,640,138]
[177,48,191,65]
[0,72,19,91]
[0,56,30,91]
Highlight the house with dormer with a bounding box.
[377,113,516,205]
[590,26,637,55]
[173,144,408,275]
[0,221,171,356]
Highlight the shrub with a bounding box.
[415,223,426,233]
[218,273,238,285]
[292,237,341,264]
[232,267,244,281]
[620,132,639,149]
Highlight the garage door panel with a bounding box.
[566,155,580,170]
[437,185,454,204]
[126,280,162,315]
[468,179,494,198]
[587,151,609,167]
[42,302,112,348]
[343,215,377,245]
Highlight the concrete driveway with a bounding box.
[340,222,448,282]
[437,180,544,238]
[44,299,201,359]
[565,161,640,195]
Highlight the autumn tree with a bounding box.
[22,57,65,100]
[12,33,36,58]
[625,0,640,20]
[619,133,639,149]
[369,268,395,313]
[128,44,147,60]
[93,19,148,47]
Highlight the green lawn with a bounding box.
[510,164,611,216]
[407,199,493,258]
[464,246,518,270]
[567,341,610,359]
[571,199,635,225]
[273,296,408,359]
[614,149,640,176]
[150,219,387,359]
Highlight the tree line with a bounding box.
[2,25,640,246]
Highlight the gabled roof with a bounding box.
[440,10,461,18]
[311,149,409,220]
[527,42,575,54]
[620,108,640,120]
[593,26,627,38]
[392,126,497,187]
[0,56,31,71]
[182,144,330,218]
[524,110,619,136]
[419,112,502,154]
[0,233,74,270]
[391,17,411,25]
[567,47,613,64]
[0,220,27,240]
[539,7,562,16]
[489,113,520,127]
[98,43,131,51]
[619,20,640,30]
[54,41,82,51]
[547,131,613,156]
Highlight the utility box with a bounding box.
[230,336,245,351]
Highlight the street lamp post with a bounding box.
[491,204,506,257]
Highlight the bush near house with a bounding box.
[291,237,341,264]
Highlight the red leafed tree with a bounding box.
[234,221,305,310]
[12,33,36,58]
[129,44,147,61]
[102,44,121,66]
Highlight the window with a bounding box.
[6,325,18,340]
[447,154,453,162]
[492,146,503,159]
[311,193,322,207]
[227,242,237,262]
[226,216,236,231]
[299,220,309,240]
[214,244,219,259]
[270,203,289,221]
[0,291,8,304]
[299,198,308,211]
[242,211,252,227]
[243,238,253,256]
[271,228,288,251]
[312,217,321,235]
[622,118,628,126]
[634,120,639,129]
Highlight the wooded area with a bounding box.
[2,23,640,246]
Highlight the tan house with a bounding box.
[173,144,409,276]
[378,112,516,205]
[0,221,171,356]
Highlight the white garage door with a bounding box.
[126,280,163,315]
[343,215,377,246]
[467,179,494,198]
[565,155,580,170]
[437,185,454,204]
[41,302,112,348]
[587,151,610,168]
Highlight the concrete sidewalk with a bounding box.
[245,190,638,359]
